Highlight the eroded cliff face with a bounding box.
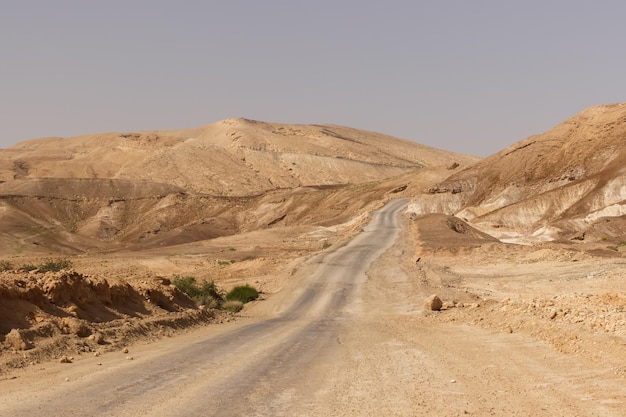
[0,268,227,368]
[409,103,626,244]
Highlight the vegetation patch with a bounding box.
[18,263,38,272]
[6,258,73,273]
[172,277,260,311]
[172,275,224,307]
[226,285,259,304]
[0,260,13,271]
[37,258,73,273]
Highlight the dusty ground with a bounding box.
[1,203,625,416]
[0,211,371,372]
[0,151,456,372]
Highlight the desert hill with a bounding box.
[0,119,480,366]
[1,118,469,195]
[0,119,478,254]
[408,103,626,244]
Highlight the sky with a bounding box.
[1,1,624,157]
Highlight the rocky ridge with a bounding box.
[408,103,626,244]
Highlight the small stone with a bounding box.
[122,348,129,354]
[549,309,557,320]
[126,356,134,361]
[59,356,72,364]
[153,276,171,286]
[88,332,106,345]
[63,318,91,338]
[450,379,457,383]
[424,295,443,311]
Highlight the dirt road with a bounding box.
[2,199,625,416]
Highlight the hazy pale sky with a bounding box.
[1,1,624,156]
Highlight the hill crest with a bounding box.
[408,102,626,244]
[2,118,476,196]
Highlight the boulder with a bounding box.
[425,294,443,311]
[88,331,106,345]
[4,328,33,350]
[63,317,92,338]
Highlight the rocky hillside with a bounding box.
[0,119,477,254]
[408,103,626,244]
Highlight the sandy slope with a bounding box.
[1,118,476,195]
[409,103,626,243]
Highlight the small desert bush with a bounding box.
[16,258,73,273]
[172,275,223,307]
[225,285,259,304]
[18,263,38,272]
[195,293,221,309]
[0,260,13,271]
[222,300,244,313]
[38,258,73,272]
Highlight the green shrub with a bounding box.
[172,275,223,307]
[195,293,221,309]
[38,258,72,272]
[225,285,259,304]
[18,263,37,272]
[200,281,223,300]
[15,258,72,273]
[172,275,198,296]
[0,260,13,271]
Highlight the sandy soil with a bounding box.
[1,202,625,416]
